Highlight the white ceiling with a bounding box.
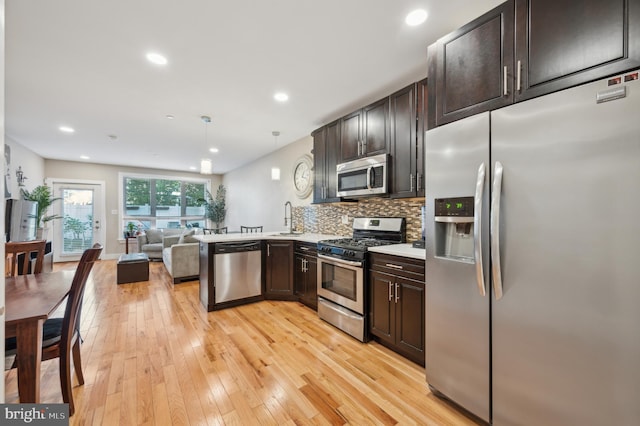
[6,0,503,174]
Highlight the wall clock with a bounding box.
[292,154,313,199]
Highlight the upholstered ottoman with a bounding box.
[117,253,149,284]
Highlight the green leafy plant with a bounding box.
[199,184,226,228]
[124,221,137,237]
[64,215,90,240]
[20,185,63,228]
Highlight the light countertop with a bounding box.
[194,232,344,244]
[194,233,426,260]
[368,243,426,261]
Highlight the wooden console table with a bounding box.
[125,236,138,254]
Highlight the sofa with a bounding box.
[137,228,201,284]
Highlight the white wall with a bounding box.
[223,135,313,232]
[4,135,46,198]
[45,160,222,259]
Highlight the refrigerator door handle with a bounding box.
[491,161,504,300]
[474,162,487,297]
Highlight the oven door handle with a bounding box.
[318,254,363,268]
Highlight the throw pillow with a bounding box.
[178,228,198,244]
[146,229,163,244]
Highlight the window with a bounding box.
[121,174,208,232]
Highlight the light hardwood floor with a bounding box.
[5,260,480,425]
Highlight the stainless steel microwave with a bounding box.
[336,153,388,197]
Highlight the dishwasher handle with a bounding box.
[214,241,261,253]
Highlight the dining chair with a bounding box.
[240,226,263,233]
[5,243,103,416]
[203,227,228,235]
[5,240,47,277]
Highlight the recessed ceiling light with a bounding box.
[59,126,75,133]
[146,52,168,65]
[274,92,289,102]
[165,114,175,119]
[405,9,428,26]
[80,155,90,160]
[209,148,219,153]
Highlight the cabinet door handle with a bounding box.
[395,283,400,303]
[385,263,403,270]
[267,244,270,257]
[417,172,422,192]
[516,60,522,93]
[503,66,508,96]
[410,174,414,192]
[357,141,361,156]
[388,281,393,302]
[299,246,310,251]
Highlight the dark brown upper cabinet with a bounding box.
[428,0,640,127]
[429,1,514,127]
[389,83,420,198]
[312,120,341,204]
[340,97,390,163]
[415,78,427,198]
[515,0,640,101]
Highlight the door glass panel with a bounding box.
[62,189,95,255]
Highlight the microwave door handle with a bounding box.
[367,166,372,189]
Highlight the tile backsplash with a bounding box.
[293,197,425,242]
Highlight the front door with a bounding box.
[50,181,105,262]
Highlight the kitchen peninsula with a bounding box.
[195,232,342,312]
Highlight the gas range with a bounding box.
[317,217,406,342]
[317,217,406,262]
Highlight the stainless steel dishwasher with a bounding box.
[214,240,262,304]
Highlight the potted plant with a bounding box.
[122,222,134,238]
[199,185,226,228]
[20,184,62,240]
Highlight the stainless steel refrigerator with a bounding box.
[425,70,640,425]
[5,199,38,242]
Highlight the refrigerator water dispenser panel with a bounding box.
[434,197,475,263]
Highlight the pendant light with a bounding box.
[271,131,281,180]
[200,115,212,174]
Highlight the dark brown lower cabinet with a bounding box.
[294,242,318,310]
[265,240,295,300]
[369,253,425,365]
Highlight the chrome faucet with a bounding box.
[284,201,293,234]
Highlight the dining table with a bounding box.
[5,270,75,403]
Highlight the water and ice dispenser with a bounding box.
[434,196,475,263]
